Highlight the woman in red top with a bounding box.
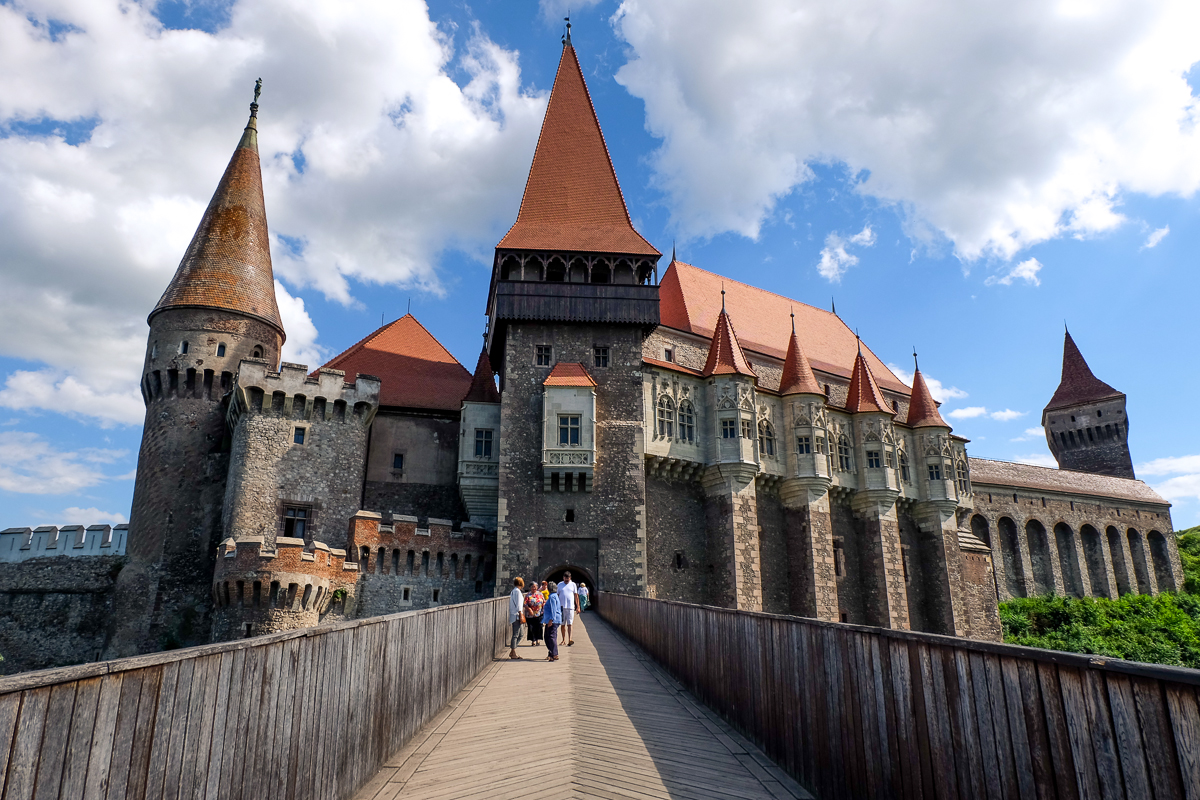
[523,587,545,646]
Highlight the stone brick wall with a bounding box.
[362,483,467,527]
[644,473,708,602]
[497,323,647,595]
[1044,396,1134,479]
[755,489,790,614]
[0,556,126,675]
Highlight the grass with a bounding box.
[998,526,1200,668]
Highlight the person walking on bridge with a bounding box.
[558,572,580,647]
[507,577,526,660]
[542,581,562,662]
[523,583,545,646]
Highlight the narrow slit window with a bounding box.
[393,453,404,470]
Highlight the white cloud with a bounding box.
[887,363,968,402]
[0,0,548,426]
[948,406,988,419]
[57,507,128,525]
[1138,454,1200,477]
[1011,426,1046,442]
[990,409,1025,422]
[274,280,326,368]
[0,432,126,494]
[1138,454,1200,503]
[985,257,1042,287]
[612,0,1200,258]
[1142,225,1170,249]
[1012,452,1059,468]
[816,224,875,282]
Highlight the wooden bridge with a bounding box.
[0,594,1198,799]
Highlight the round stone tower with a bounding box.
[106,94,286,656]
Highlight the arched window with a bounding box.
[956,460,969,494]
[837,435,852,472]
[252,346,263,359]
[758,420,776,457]
[217,343,226,357]
[899,450,910,482]
[657,396,675,439]
[678,401,695,443]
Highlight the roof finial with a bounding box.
[562,14,572,45]
[913,347,919,372]
[790,306,795,334]
[250,78,261,118]
[721,282,726,312]
[832,297,837,316]
[855,329,862,356]
[671,240,676,263]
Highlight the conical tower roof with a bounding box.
[906,368,949,428]
[778,321,823,395]
[497,42,659,257]
[702,307,756,378]
[464,347,500,404]
[845,349,892,414]
[151,102,284,337]
[1044,331,1123,412]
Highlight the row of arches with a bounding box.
[245,388,370,423]
[141,367,233,405]
[357,546,493,584]
[497,251,656,285]
[972,515,1176,600]
[215,578,327,613]
[655,396,696,442]
[1055,422,1123,451]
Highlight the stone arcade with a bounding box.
[0,38,1182,672]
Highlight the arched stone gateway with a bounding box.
[542,564,599,605]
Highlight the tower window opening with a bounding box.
[393,453,404,470]
[899,451,910,482]
[474,429,493,458]
[283,507,308,538]
[252,346,263,359]
[797,436,812,455]
[432,588,440,603]
[675,551,688,569]
[536,345,552,366]
[565,509,575,523]
[928,463,943,481]
[892,400,899,412]
[657,396,675,439]
[721,419,736,439]
[740,419,753,440]
[1071,415,1076,422]
[833,541,844,576]
[593,346,609,368]
[824,384,831,397]
[837,436,852,472]
[217,343,226,357]
[403,587,411,601]
[867,451,882,469]
[1097,410,1102,417]
[663,347,674,363]
[180,341,189,354]
[558,415,581,446]
[293,427,306,445]
[758,421,776,456]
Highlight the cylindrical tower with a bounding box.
[106,94,286,657]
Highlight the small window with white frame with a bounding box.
[558,414,581,446]
[663,347,674,363]
[721,419,737,439]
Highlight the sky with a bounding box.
[2,0,1200,529]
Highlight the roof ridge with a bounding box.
[671,261,840,320]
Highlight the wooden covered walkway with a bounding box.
[353,613,812,800]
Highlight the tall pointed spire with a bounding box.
[702,308,756,378]
[464,346,501,404]
[496,39,659,257]
[779,312,823,395]
[151,85,284,338]
[1044,330,1122,412]
[845,350,892,414]
[906,359,949,428]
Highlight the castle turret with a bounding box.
[1043,330,1134,479]
[108,90,286,656]
[459,347,501,527]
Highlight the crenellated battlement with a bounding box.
[227,361,380,429]
[0,524,128,563]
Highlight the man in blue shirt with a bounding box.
[542,581,562,662]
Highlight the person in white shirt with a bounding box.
[557,572,580,646]
[508,577,526,660]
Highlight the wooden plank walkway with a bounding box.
[353,613,813,800]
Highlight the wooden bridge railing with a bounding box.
[0,597,508,800]
[599,592,1200,800]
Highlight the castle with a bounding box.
[0,38,1183,672]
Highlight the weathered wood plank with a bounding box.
[6,686,52,800]
[1165,684,1200,800]
[1105,674,1151,800]
[142,660,179,800]
[1131,677,1185,800]
[998,657,1037,800]
[32,682,76,800]
[58,677,101,799]
[203,651,236,800]
[102,669,144,800]
[82,673,124,800]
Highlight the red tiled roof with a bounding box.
[151,110,284,337]
[497,44,659,257]
[845,350,892,414]
[321,315,470,411]
[544,362,597,387]
[643,357,704,377]
[702,308,757,378]
[659,261,907,393]
[464,348,500,403]
[779,327,823,395]
[906,369,949,428]
[1045,331,1123,413]
[969,458,1167,506]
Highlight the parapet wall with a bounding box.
[0,524,127,562]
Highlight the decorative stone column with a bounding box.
[703,463,763,611]
[780,477,838,621]
[913,499,969,636]
[854,491,910,630]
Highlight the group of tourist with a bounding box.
[507,573,591,662]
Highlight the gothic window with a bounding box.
[867,450,882,469]
[928,462,943,481]
[217,343,226,357]
[721,419,737,439]
[559,415,581,446]
[900,451,911,482]
[837,436,852,472]
[393,453,404,470]
[474,429,493,458]
[758,420,776,457]
[679,401,695,442]
[593,346,609,368]
[283,507,308,538]
[797,436,812,455]
[535,345,552,366]
[657,396,675,439]
[741,419,753,439]
[956,460,969,493]
[545,258,566,282]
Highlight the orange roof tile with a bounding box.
[1045,331,1123,413]
[151,108,284,337]
[702,307,757,378]
[497,44,659,257]
[906,369,949,428]
[969,458,1166,505]
[779,326,823,395]
[543,362,597,387]
[659,261,907,393]
[322,315,470,411]
[464,347,500,403]
[643,357,704,377]
[845,350,893,414]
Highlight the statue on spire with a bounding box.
[253,78,262,106]
[562,15,572,45]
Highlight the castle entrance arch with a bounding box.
[538,537,599,597]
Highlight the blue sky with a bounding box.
[2,0,1200,528]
